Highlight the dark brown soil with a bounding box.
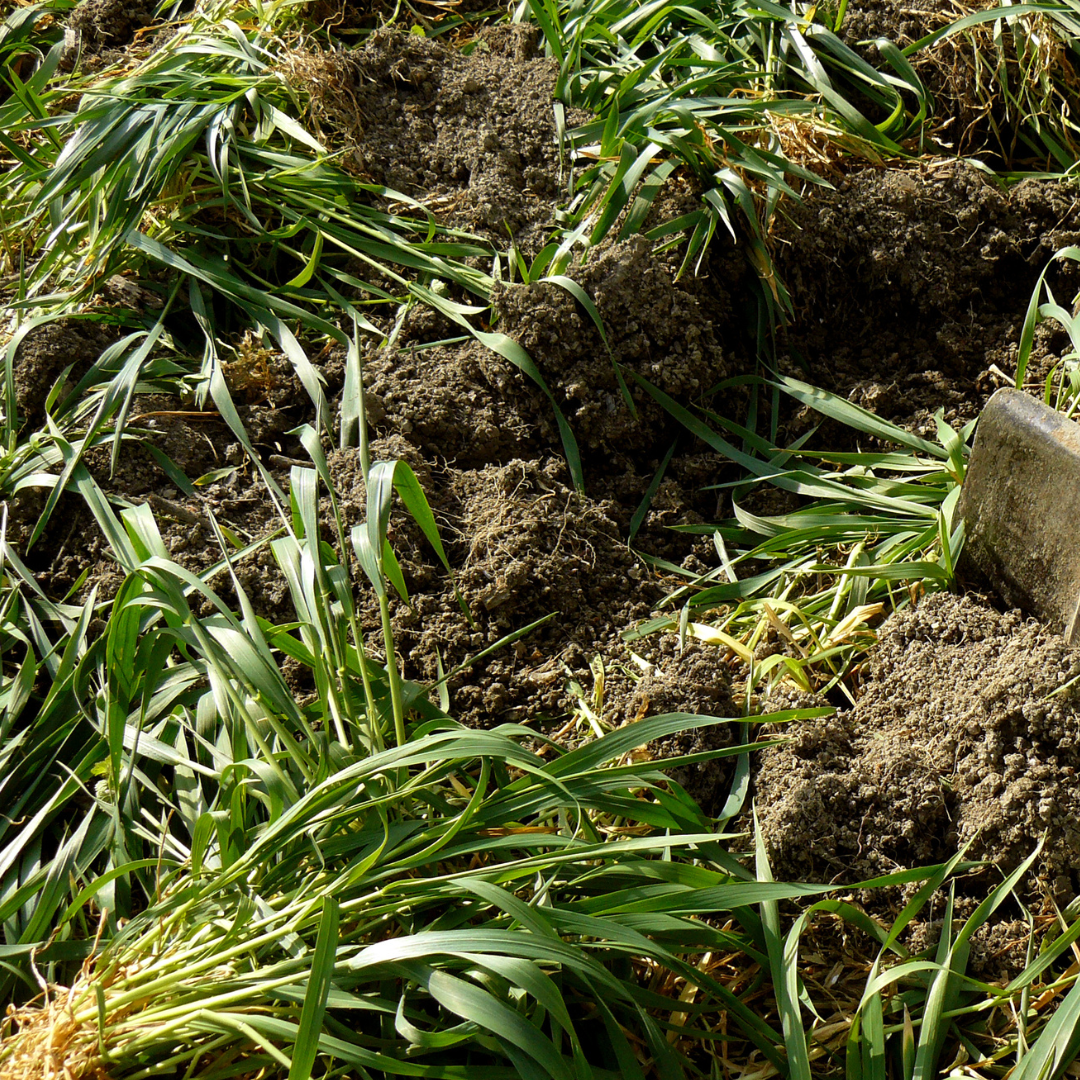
[64,0,161,68]
[13,0,1080,983]
[773,160,1080,439]
[292,25,577,256]
[12,319,118,422]
[491,233,743,454]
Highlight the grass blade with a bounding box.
[288,898,339,1080]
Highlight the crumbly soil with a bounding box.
[773,161,1080,440]
[289,25,583,257]
[13,0,1080,987]
[757,593,1080,894]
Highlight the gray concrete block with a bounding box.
[957,388,1080,643]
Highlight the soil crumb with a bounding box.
[756,592,1080,895]
[67,0,157,59]
[13,319,117,424]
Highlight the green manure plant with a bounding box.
[0,0,590,478]
[628,374,972,704]
[8,0,1080,1075]
[0,408,469,976]
[2,0,613,505]
[517,0,932,318]
[514,0,1080,332]
[1015,245,1080,403]
[2,0,491,319]
[0,419,851,1078]
[8,387,1071,1080]
[0,364,827,1076]
[0,702,835,1080]
[755,835,1080,1080]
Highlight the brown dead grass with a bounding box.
[1,984,112,1080]
[908,0,1080,158]
[1,920,119,1080]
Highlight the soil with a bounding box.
[64,0,161,69]
[757,593,1080,895]
[772,161,1080,439]
[13,0,1080,994]
[292,25,580,257]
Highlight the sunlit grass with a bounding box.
[516,0,930,324]
[900,0,1080,166]
[5,0,1080,1075]
[626,375,970,705]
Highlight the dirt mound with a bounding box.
[361,229,746,477]
[380,455,663,724]
[292,25,568,255]
[67,0,156,52]
[756,592,1080,894]
[493,234,739,457]
[774,161,1080,435]
[12,319,117,423]
[363,340,547,465]
[616,643,740,813]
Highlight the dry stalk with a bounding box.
[1,987,112,1080]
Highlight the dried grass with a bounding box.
[276,48,372,172]
[0,920,125,1080]
[762,110,891,184]
[1,982,111,1080]
[908,0,1080,157]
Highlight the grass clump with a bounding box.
[898,0,1080,166]
[0,714,817,1079]
[517,0,931,320]
[0,438,837,1077]
[628,374,971,704]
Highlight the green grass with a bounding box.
[5,0,1080,1075]
[0,406,830,1076]
[1,0,587,481]
[5,467,1079,1078]
[624,374,971,705]
[516,0,931,324]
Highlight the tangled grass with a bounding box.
[5,0,1080,1075]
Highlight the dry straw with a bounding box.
[2,962,112,1080]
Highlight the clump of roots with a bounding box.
[934,1,1078,159]
[893,0,1079,161]
[1,979,111,1080]
[276,48,368,167]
